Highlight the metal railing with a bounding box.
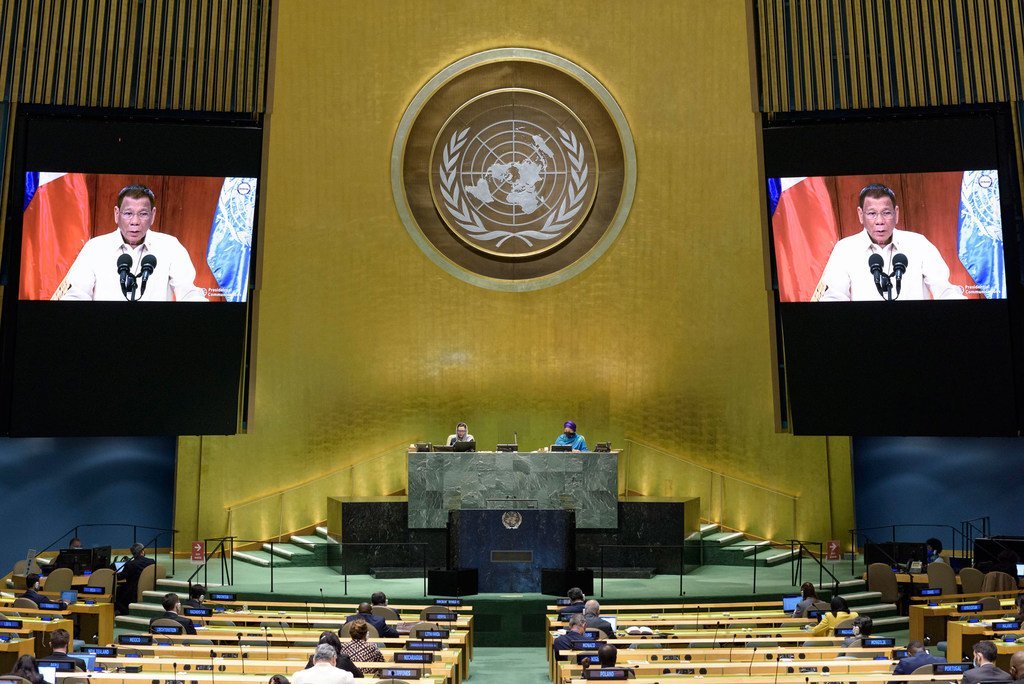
[787,540,842,594]
[186,536,235,589]
[848,522,981,574]
[34,523,178,575]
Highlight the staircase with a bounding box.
[690,522,800,567]
[233,525,338,569]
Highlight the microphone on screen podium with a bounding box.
[117,254,134,298]
[892,252,908,297]
[139,254,157,297]
[868,254,889,299]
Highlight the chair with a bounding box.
[927,562,958,596]
[12,559,42,576]
[407,621,435,638]
[911,664,937,675]
[834,617,857,631]
[339,620,379,638]
[0,677,32,684]
[867,562,902,604]
[11,598,37,610]
[44,567,74,593]
[979,596,1001,612]
[150,618,185,632]
[419,606,451,620]
[959,567,985,595]
[981,571,1017,593]
[155,565,167,581]
[371,605,400,621]
[812,600,831,611]
[86,568,115,594]
[136,563,158,602]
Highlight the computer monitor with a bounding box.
[54,548,92,574]
[495,444,517,452]
[91,545,112,571]
[593,442,612,452]
[68,653,96,671]
[550,444,572,452]
[414,442,431,452]
[452,440,476,452]
[782,594,801,612]
[37,666,57,684]
[1016,563,1024,577]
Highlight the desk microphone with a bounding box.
[262,625,270,660]
[320,587,327,612]
[209,650,216,684]
[513,432,518,449]
[747,646,759,676]
[235,633,244,673]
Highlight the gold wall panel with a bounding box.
[174,0,854,548]
[756,0,1024,112]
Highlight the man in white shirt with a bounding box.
[60,184,207,302]
[817,183,965,302]
[291,644,355,684]
[446,422,475,445]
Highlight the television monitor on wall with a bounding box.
[0,108,263,436]
[762,106,1023,436]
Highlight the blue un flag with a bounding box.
[206,177,258,302]
[957,170,1005,299]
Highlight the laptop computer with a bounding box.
[1016,563,1024,577]
[114,560,127,572]
[61,590,78,605]
[782,594,800,613]
[68,653,96,671]
[600,615,617,632]
[37,666,57,684]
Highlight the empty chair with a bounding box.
[407,621,436,638]
[867,562,902,604]
[418,606,455,620]
[339,620,379,638]
[978,596,1001,612]
[927,561,958,596]
[371,605,400,621]
[86,568,115,594]
[135,563,158,602]
[11,598,37,610]
[959,567,985,595]
[911,664,941,675]
[12,559,42,576]
[43,567,74,594]
[981,571,1017,594]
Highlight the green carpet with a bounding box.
[472,647,548,683]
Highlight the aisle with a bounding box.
[472,646,549,683]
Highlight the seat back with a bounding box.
[11,598,37,610]
[981,571,1017,594]
[371,605,400,621]
[44,567,74,593]
[927,562,958,596]
[136,563,158,602]
[407,621,435,638]
[151,618,184,631]
[86,568,115,594]
[979,596,1001,612]
[155,565,167,581]
[959,567,985,595]
[911,664,937,675]
[834,617,857,630]
[812,600,831,611]
[339,620,379,638]
[12,559,41,575]
[0,677,33,684]
[867,563,900,603]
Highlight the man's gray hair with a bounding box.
[584,599,600,616]
[313,643,336,662]
[568,613,587,628]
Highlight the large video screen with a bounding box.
[21,173,256,302]
[0,110,262,436]
[762,108,1023,437]
[769,171,1005,302]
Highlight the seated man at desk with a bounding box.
[557,587,587,619]
[965,641,1012,684]
[595,643,636,678]
[68,538,84,550]
[583,600,614,637]
[892,640,945,680]
[552,614,590,658]
[555,421,588,452]
[115,543,155,615]
[42,629,85,671]
[150,593,198,635]
[446,422,475,446]
[344,602,398,638]
[21,574,67,609]
[182,583,206,608]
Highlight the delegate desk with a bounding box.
[566,675,968,684]
[407,450,620,528]
[909,601,1015,644]
[0,636,35,672]
[945,619,1024,665]
[56,674,445,684]
[0,599,114,646]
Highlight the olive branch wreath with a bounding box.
[438,126,589,248]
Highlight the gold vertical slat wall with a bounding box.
[0,0,270,113]
[756,0,1024,112]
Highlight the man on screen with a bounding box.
[60,184,207,301]
[817,184,965,301]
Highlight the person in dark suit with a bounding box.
[557,587,586,620]
[583,600,614,637]
[1008,651,1024,684]
[343,602,397,638]
[182,583,205,609]
[891,640,946,681]
[552,614,590,659]
[149,593,197,635]
[20,574,64,608]
[115,543,156,615]
[964,641,1012,684]
[596,643,636,678]
[39,629,85,671]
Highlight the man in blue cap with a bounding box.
[555,421,588,452]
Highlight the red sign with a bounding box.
[825,539,842,561]
[191,541,206,563]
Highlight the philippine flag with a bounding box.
[20,172,93,300]
[770,176,841,302]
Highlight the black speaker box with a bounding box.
[540,568,594,596]
[427,568,478,596]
